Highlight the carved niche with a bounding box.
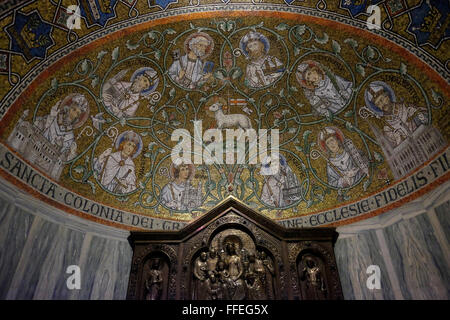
[126,198,343,300]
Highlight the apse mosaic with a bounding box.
[0,0,448,230]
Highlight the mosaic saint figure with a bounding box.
[240,31,284,88]
[364,81,428,147]
[260,153,301,207]
[160,160,202,211]
[168,32,214,89]
[93,130,142,194]
[102,67,158,118]
[317,127,368,189]
[296,60,353,116]
[34,93,89,161]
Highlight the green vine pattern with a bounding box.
[31,19,443,217]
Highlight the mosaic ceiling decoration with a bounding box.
[0,0,448,230]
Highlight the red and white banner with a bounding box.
[228,98,247,106]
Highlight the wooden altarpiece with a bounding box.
[126,198,344,300]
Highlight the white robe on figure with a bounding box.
[245,55,284,88]
[102,81,140,118]
[34,115,77,161]
[327,147,363,188]
[303,74,353,116]
[168,55,206,89]
[94,151,137,194]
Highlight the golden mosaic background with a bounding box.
[0,0,448,228]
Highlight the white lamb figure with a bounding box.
[209,102,252,129]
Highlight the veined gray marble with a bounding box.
[33,226,84,299]
[434,200,450,244]
[0,191,132,300]
[113,240,133,299]
[0,200,34,299]
[75,235,132,300]
[7,216,60,299]
[334,239,355,299]
[383,213,449,299]
[335,230,395,300]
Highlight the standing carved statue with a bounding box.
[216,260,233,299]
[300,256,327,300]
[246,251,267,299]
[206,248,219,276]
[145,258,163,300]
[260,250,275,299]
[242,260,250,277]
[224,242,246,300]
[253,251,265,281]
[245,272,265,300]
[193,252,208,299]
[225,242,243,281]
[246,252,257,274]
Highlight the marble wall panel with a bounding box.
[434,200,450,244]
[32,226,84,299]
[335,230,395,300]
[113,240,133,300]
[383,213,449,299]
[77,235,131,300]
[7,216,60,299]
[0,195,132,300]
[0,199,35,299]
[334,238,355,300]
